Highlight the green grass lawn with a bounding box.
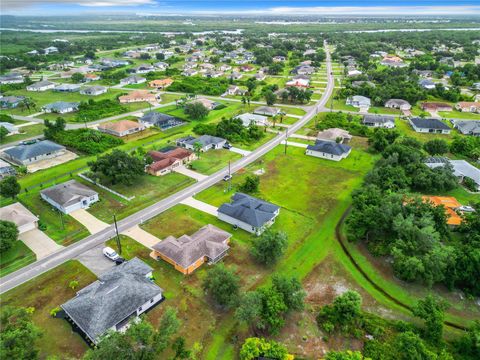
[439,110,480,120]
[368,106,404,115]
[84,173,195,223]
[0,124,45,145]
[332,99,359,112]
[396,118,453,142]
[0,260,97,359]
[190,149,242,175]
[0,241,36,278]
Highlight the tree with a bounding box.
[392,331,437,360]
[71,72,85,83]
[235,291,263,328]
[332,290,362,324]
[424,139,449,155]
[184,102,209,120]
[0,306,42,360]
[239,337,288,360]
[155,307,181,352]
[239,175,260,193]
[202,264,240,308]
[156,53,165,60]
[256,286,288,334]
[251,229,288,266]
[325,350,365,360]
[0,126,8,141]
[44,117,66,139]
[171,337,191,360]
[455,321,480,360]
[264,90,277,106]
[0,221,18,254]
[272,275,306,312]
[412,295,449,344]
[193,141,203,159]
[88,150,145,185]
[0,176,20,199]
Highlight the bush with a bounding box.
[463,176,478,192]
[50,306,61,317]
[239,175,260,193]
[50,129,123,155]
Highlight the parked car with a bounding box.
[223,142,232,149]
[103,247,120,261]
[223,174,232,181]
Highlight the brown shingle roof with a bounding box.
[98,120,141,133]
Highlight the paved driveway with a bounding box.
[19,229,63,260]
[75,244,115,276]
[230,147,251,156]
[281,140,308,148]
[173,166,208,181]
[180,197,218,217]
[69,209,109,234]
[121,225,162,249]
[26,151,78,173]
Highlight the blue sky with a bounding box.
[2,0,480,16]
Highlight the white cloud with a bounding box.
[1,0,155,9]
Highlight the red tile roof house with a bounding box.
[118,90,158,104]
[97,120,145,137]
[455,102,480,113]
[420,102,453,113]
[146,147,196,176]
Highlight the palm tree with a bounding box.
[193,142,202,159]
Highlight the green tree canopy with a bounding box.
[0,176,21,199]
[88,150,145,185]
[202,264,240,308]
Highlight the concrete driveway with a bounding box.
[180,197,218,217]
[121,225,162,249]
[173,166,208,181]
[75,244,115,276]
[19,229,63,260]
[26,151,78,173]
[281,140,308,148]
[230,147,251,156]
[69,209,109,234]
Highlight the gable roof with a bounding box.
[3,140,64,161]
[218,192,280,227]
[98,120,142,133]
[61,258,162,343]
[41,180,97,208]
[152,224,231,268]
[307,139,351,156]
[410,117,450,130]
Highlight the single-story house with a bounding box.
[286,78,310,88]
[98,120,145,137]
[316,128,352,143]
[234,113,268,127]
[80,86,107,96]
[362,114,396,128]
[452,120,480,136]
[292,65,315,75]
[306,139,352,161]
[409,117,451,134]
[27,80,56,92]
[40,180,99,214]
[44,46,58,54]
[425,157,480,191]
[150,224,231,274]
[0,73,24,85]
[148,78,174,90]
[0,122,20,135]
[42,101,80,114]
[61,258,163,345]
[190,97,219,110]
[120,75,146,85]
[2,140,65,166]
[254,106,281,117]
[154,62,169,70]
[455,102,480,113]
[421,102,452,113]
[0,202,39,234]
[347,69,363,77]
[227,85,247,96]
[83,73,100,82]
[176,135,226,152]
[182,69,198,77]
[139,112,184,130]
[229,72,243,80]
[422,196,463,226]
[0,159,16,178]
[384,99,411,110]
[119,90,158,104]
[0,96,25,109]
[218,193,280,235]
[54,83,82,92]
[419,79,436,90]
[147,147,195,176]
[346,96,371,109]
[131,64,155,74]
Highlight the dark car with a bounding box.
[223,142,232,149]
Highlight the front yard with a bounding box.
[190,149,242,175]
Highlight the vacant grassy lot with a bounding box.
[0,241,36,278]
[439,110,480,120]
[190,149,242,175]
[0,123,45,145]
[0,260,97,359]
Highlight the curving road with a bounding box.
[0,42,334,295]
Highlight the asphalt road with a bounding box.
[0,42,334,295]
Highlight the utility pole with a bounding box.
[228,160,232,191]
[284,128,288,155]
[113,214,122,255]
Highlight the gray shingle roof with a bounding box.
[43,101,79,112]
[140,112,184,129]
[178,135,225,147]
[41,180,97,208]
[362,114,395,125]
[61,258,162,343]
[152,224,231,268]
[307,140,352,156]
[218,193,280,228]
[410,117,450,130]
[453,120,480,135]
[3,140,64,161]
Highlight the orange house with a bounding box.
[422,196,463,226]
[150,224,231,274]
[148,78,174,90]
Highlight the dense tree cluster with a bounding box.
[0,221,18,254]
[316,112,370,136]
[193,117,264,145]
[88,150,145,185]
[184,102,209,120]
[250,229,288,266]
[168,76,229,96]
[202,264,240,309]
[239,337,288,360]
[76,99,128,122]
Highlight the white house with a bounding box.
[346,96,371,110]
[362,115,396,128]
[409,118,451,134]
[234,113,268,127]
[306,140,352,161]
[27,80,56,92]
[40,180,99,214]
[0,202,39,234]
